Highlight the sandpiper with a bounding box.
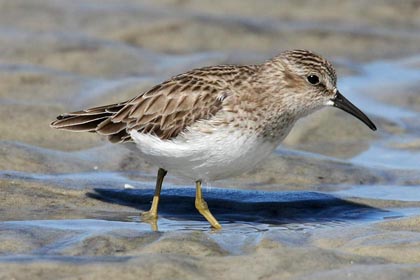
[51,49,376,229]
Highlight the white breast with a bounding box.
[130,127,280,181]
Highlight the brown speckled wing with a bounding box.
[106,73,229,142]
[51,65,256,143]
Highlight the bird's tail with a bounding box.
[50,103,132,143]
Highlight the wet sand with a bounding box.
[1,1,420,279]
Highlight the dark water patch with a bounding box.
[88,187,388,227]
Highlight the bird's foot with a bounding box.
[195,199,222,230]
[141,210,157,221]
[141,211,159,231]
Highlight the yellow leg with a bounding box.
[195,180,222,229]
[141,168,167,229]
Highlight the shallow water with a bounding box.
[1,1,420,279]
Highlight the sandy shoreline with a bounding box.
[1,1,420,279]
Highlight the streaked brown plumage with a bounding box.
[52,64,258,143]
[51,49,376,229]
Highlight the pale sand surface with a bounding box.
[1,1,420,279]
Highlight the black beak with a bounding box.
[331,91,377,131]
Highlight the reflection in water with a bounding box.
[88,187,388,229]
[1,187,415,258]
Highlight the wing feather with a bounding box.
[51,64,258,143]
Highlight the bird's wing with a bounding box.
[51,65,254,143]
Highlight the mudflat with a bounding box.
[1,1,420,279]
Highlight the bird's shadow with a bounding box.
[87,187,387,226]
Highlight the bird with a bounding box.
[51,49,376,230]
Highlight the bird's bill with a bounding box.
[330,91,377,131]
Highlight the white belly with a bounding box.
[130,128,280,181]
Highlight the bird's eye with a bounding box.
[307,75,320,85]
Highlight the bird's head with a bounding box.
[262,49,376,131]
